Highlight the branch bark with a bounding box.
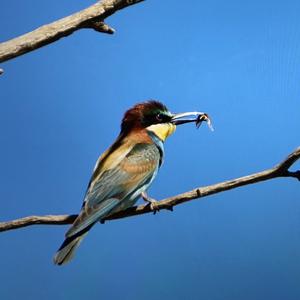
[0,0,144,63]
[1,147,299,233]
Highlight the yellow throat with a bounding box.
[146,123,176,141]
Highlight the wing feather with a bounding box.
[66,142,161,238]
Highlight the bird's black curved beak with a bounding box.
[171,111,214,131]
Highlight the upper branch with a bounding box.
[0,0,144,63]
[0,147,299,232]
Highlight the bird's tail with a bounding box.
[53,198,119,265]
[53,226,91,266]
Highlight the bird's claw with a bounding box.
[142,192,160,214]
[141,192,173,214]
[148,201,160,215]
[149,202,174,214]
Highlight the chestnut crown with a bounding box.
[121,100,172,132]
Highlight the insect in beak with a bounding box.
[171,111,214,131]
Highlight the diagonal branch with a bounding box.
[1,147,299,233]
[0,0,144,63]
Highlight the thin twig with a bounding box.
[0,0,144,63]
[1,147,299,233]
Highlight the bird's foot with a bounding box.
[150,201,161,214]
[141,192,173,214]
[141,192,160,214]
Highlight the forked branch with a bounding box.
[1,147,299,233]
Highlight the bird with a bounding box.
[53,100,211,265]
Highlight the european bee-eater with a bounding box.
[53,100,212,265]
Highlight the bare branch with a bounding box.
[0,0,144,63]
[1,147,299,233]
[0,215,77,232]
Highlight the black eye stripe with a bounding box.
[156,113,172,123]
[143,111,172,127]
[156,113,163,121]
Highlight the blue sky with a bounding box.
[0,0,299,299]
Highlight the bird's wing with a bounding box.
[66,142,160,238]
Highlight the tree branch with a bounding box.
[0,0,144,63]
[1,147,299,233]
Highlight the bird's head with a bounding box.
[121,100,213,141]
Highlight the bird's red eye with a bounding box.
[156,113,163,122]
